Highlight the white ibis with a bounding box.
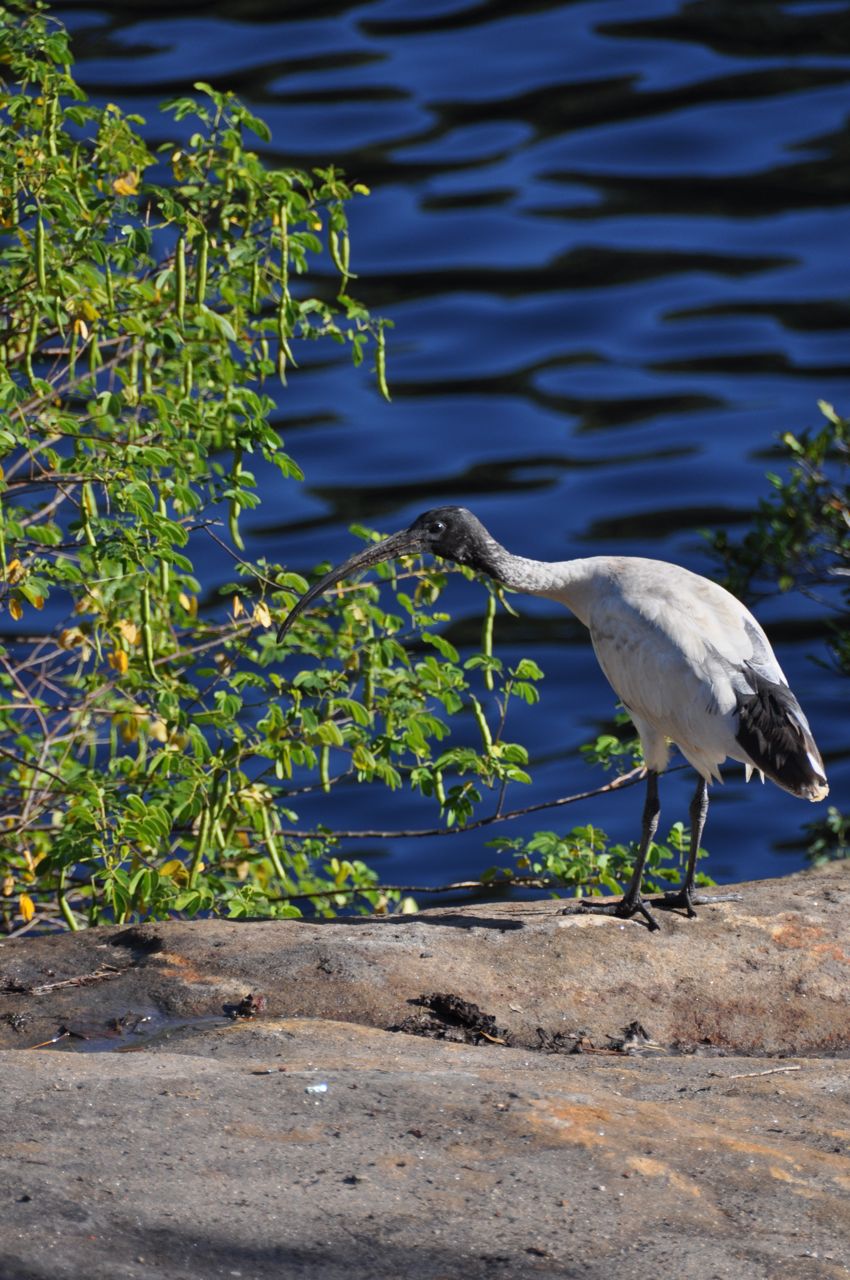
[278,506,829,930]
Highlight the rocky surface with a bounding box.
[2,866,850,1279]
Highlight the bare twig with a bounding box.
[263,873,563,904]
[202,524,286,593]
[713,1065,802,1081]
[0,743,73,789]
[278,766,648,840]
[1,964,122,996]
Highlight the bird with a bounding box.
[277,505,829,930]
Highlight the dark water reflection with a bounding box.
[53,0,850,891]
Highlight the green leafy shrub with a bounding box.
[0,2,703,932]
[486,820,710,898]
[0,2,399,928]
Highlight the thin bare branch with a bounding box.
[264,873,564,903]
[278,766,648,841]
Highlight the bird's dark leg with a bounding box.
[661,776,742,917]
[662,775,708,917]
[570,770,661,931]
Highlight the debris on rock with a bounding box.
[392,992,510,1046]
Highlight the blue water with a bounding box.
[56,0,850,894]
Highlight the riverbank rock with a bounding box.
[2,865,850,1278]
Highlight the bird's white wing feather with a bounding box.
[585,559,784,779]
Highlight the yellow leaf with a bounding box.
[149,719,168,743]
[118,714,138,743]
[78,589,102,614]
[235,859,251,881]
[9,597,22,620]
[160,858,189,885]
[108,648,129,675]
[253,601,272,629]
[31,596,44,610]
[178,592,197,617]
[18,892,35,923]
[113,170,139,196]
[311,219,322,231]
[73,317,89,340]
[2,874,14,897]
[117,619,139,646]
[60,627,93,659]
[5,558,24,583]
[232,594,244,619]
[236,830,250,849]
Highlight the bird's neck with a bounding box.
[475,539,603,625]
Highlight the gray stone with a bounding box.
[2,865,850,1279]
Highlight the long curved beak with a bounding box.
[277,527,427,643]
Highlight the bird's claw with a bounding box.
[566,896,660,933]
[660,888,743,918]
[661,887,697,918]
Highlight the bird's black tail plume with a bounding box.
[735,671,828,802]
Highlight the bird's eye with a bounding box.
[429,520,446,535]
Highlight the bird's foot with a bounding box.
[566,895,660,933]
[660,888,743,919]
[660,887,698,918]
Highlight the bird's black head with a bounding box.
[276,505,496,642]
[404,506,493,568]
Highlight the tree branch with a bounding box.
[279,765,649,841]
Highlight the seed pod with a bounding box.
[9,168,19,228]
[140,581,158,682]
[329,225,351,290]
[195,231,208,305]
[228,445,244,551]
[158,495,170,596]
[279,202,288,293]
[190,804,212,887]
[175,234,186,325]
[128,345,139,396]
[470,694,493,752]
[376,324,390,402]
[482,592,496,692]
[35,215,46,290]
[260,804,288,881]
[44,95,58,158]
[24,308,38,383]
[80,481,97,548]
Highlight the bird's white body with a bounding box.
[486,547,828,801]
[545,556,783,781]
